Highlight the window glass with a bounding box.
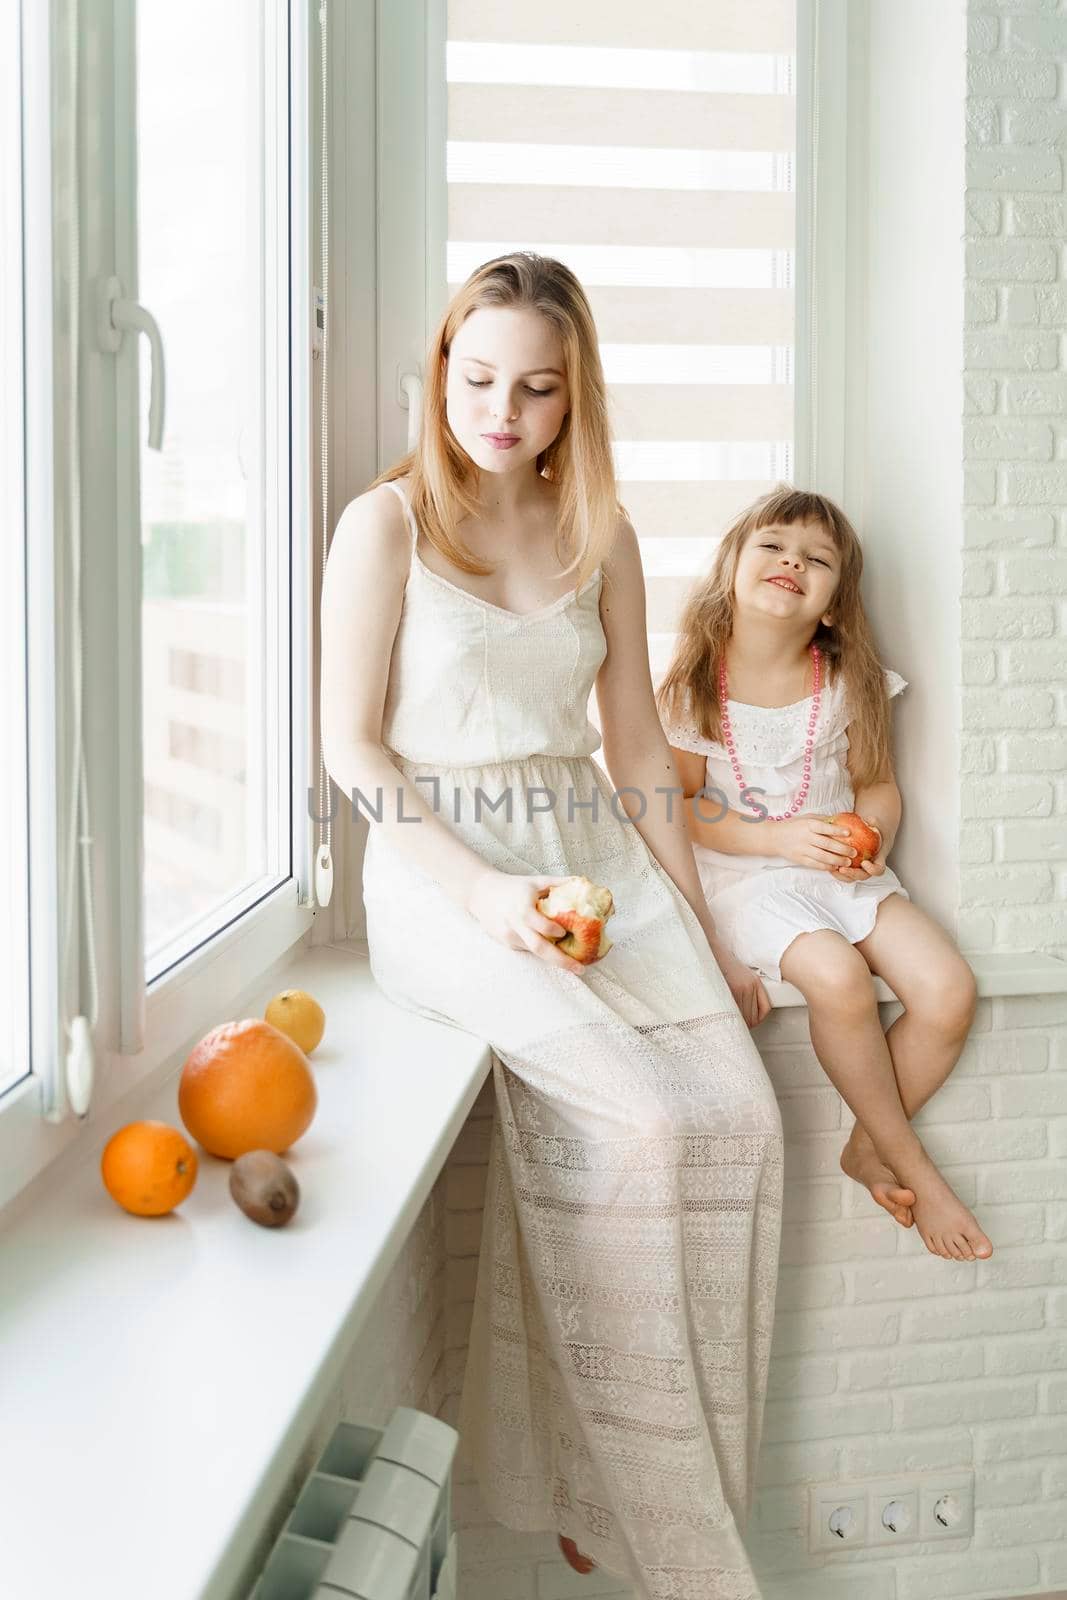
[135,1,277,977]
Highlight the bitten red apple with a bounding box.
[824,811,881,868]
[536,875,615,964]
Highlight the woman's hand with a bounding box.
[700,921,771,1028]
[465,870,588,976]
[832,819,887,882]
[770,814,857,872]
[717,947,772,1028]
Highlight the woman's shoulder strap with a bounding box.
[378,477,418,552]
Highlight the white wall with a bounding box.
[848,0,967,941]
[959,0,1067,962]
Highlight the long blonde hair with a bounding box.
[655,486,896,790]
[368,252,623,592]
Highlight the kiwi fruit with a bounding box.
[229,1150,300,1227]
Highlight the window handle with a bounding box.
[398,371,422,451]
[96,274,166,449]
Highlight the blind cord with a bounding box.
[56,0,99,1122]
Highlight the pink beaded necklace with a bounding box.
[718,643,822,821]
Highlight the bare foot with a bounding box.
[840,1128,916,1228]
[899,1151,994,1260]
[558,1534,596,1574]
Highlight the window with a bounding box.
[0,0,31,1100]
[446,1,797,683]
[133,0,296,983]
[0,0,312,1212]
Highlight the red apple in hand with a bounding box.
[535,875,615,964]
[824,811,881,868]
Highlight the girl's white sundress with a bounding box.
[361,478,784,1600]
[661,668,910,983]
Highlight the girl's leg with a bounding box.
[779,928,992,1261]
[847,893,979,1214]
[778,930,917,1225]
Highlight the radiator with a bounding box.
[251,1406,459,1600]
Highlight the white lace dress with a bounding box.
[361,480,784,1600]
[661,669,910,983]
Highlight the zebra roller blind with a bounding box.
[446,0,798,676]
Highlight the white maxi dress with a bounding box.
[361,479,785,1600]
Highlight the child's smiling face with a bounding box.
[733,517,840,628]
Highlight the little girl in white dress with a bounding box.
[657,486,994,1266]
[664,658,909,985]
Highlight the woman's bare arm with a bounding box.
[595,523,728,938]
[319,485,493,912]
[594,524,772,1021]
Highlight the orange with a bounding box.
[264,988,326,1054]
[178,1018,318,1160]
[101,1120,198,1216]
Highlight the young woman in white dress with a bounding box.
[320,253,784,1598]
[657,488,993,1265]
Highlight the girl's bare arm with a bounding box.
[830,742,902,880]
[851,778,902,856]
[669,744,796,857]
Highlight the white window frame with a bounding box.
[794,0,851,502]
[0,0,314,1216]
[311,0,445,953]
[2,0,38,1120]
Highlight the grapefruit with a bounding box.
[178,1019,317,1160]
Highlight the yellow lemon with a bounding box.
[265,989,326,1055]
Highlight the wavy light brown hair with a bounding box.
[368,252,623,593]
[655,486,896,790]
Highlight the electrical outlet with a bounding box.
[918,1472,974,1540]
[807,1470,974,1555]
[868,1485,919,1546]
[809,1487,867,1552]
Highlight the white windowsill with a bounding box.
[1,938,1064,1600]
[763,949,1067,1010]
[0,941,492,1600]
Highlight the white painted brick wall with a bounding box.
[963,0,1067,961]
[441,999,1067,1600]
